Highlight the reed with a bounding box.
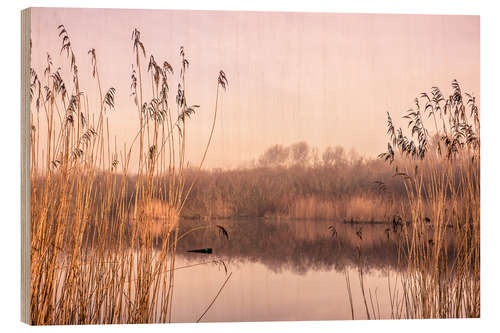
[179,155,406,221]
[376,80,480,318]
[29,25,227,324]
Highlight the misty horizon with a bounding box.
[30,8,479,169]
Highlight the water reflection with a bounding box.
[161,218,460,322]
[167,219,402,322]
[176,219,408,273]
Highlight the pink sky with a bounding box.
[30,8,479,169]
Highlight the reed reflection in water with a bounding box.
[163,218,455,322]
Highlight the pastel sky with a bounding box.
[30,8,479,169]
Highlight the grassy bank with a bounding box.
[181,158,404,221]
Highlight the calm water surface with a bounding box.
[170,219,403,322]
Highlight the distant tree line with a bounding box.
[257,141,362,169]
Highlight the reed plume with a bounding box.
[29,25,228,324]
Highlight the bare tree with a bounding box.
[291,141,310,167]
[322,145,346,167]
[348,148,363,165]
[258,144,290,167]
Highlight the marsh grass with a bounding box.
[347,81,480,319]
[29,25,228,324]
[179,158,408,221]
[290,195,397,222]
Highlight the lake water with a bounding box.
[169,219,404,322]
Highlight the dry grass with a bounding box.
[289,195,398,222]
[394,153,480,318]
[180,157,407,221]
[348,81,480,319]
[29,26,227,324]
